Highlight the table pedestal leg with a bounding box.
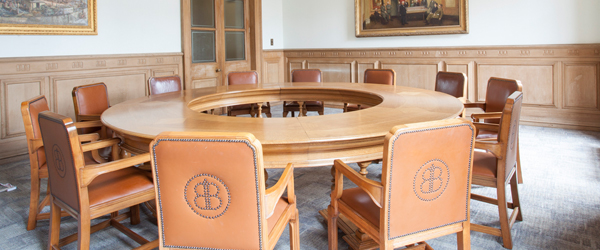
[298,101,305,117]
[357,161,371,176]
[257,102,263,118]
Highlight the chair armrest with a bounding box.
[473,122,500,133]
[265,163,294,218]
[81,138,120,153]
[471,112,502,122]
[463,102,486,109]
[74,120,103,129]
[78,133,100,143]
[80,153,151,187]
[332,159,384,208]
[475,140,502,158]
[29,138,44,153]
[77,114,101,121]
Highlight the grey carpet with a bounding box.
[0,105,599,249]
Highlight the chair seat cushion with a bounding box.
[473,151,498,179]
[267,197,290,234]
[476,129,498,140]
[346,104,370,111]
[340,187,380,228]
[230,104,253,111]
[88,167,154,207]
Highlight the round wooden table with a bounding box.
[101,82,463,168]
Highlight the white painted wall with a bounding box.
[262,0,284,49]
[0,0,181,58]
[280,0,600,49]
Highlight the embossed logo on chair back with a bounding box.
[39,113,81,212]
[153,139,262,249]
[386,123,474,240]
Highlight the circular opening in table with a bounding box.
[187,87,385,115]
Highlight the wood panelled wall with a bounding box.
[261,44,600,130]
[0,53,183,160]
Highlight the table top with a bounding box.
[101,82,463,168]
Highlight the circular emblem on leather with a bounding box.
[52,144,67,178]
[184,174,230,219]
[413,159,450,202]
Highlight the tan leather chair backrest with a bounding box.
[497,91,523,181]
[227,71,259,85]
[21,95,50,169]
[364,69,396,86]
[291,69,322,82]
[39,111,83,213]
[148,75,182,95]
[72,82,110,119]
[150,132,268,249]
[381,119,474,240]
[435,71,467,98]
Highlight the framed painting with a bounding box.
[0,0,96,35]
[355,0,468,37]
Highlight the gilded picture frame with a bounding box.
[356,0,468,37]
[0,0,96,35]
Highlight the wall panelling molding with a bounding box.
[0,53,183,160]
[272,44,600,130]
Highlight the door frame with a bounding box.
[181,0,263,89]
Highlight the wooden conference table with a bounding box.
[101,82,463,169]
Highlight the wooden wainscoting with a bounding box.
[268,44,600,130]
[0,53,183,160]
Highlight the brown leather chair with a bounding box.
[149,132,299,249]
[148,75,182,95]
[465,77,524,183]
[20,95,105,231]
[328,118,475,250]
[435,71,467,98]
[344,69,396,112]
[470,91,524,249]
[283,69,324,117]
[227,71,272,117]
[72,82,110,136]
[39,111,157,250]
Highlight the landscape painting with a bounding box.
[0,0,96,35]
[355,0,468,37]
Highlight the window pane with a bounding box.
[191,0,214,28]
[225,31,245,61]
[192,31,216,63]
[224,0,244,29]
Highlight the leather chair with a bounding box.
[72,82,110,136]
[149,132,299,249]
[283,69,324,117]
[39,111,157,250]
[465,77,523,183]
[344,69,396,112]
[20,95,105,231]
[328,118,475,250]
[470,91,524,249]
[148,75,182,95]
[435,71,468,117]
[227,71,272,117]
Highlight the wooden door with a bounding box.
[182,0,261,89]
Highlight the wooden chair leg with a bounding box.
[496,182,513,249]
[516,139,523,184]
[130,205,141,225]
[283,111,288,117]
[27,175,41,230]
[328,205,339,250]
[77,215,92,250]
[510,174,523,221]
[289,208,300,250]
[457,221,470,250]
[48,196,61,249]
